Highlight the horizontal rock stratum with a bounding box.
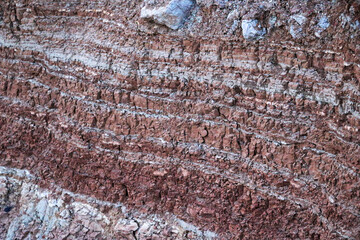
[0,0,359,239]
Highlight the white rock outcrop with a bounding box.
[140,0,195,30]
[289,14,307,38]
[241,19,266,40]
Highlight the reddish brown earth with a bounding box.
[0,0,359,239]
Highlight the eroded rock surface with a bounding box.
[0,0,359,239]
[0,167,215,239]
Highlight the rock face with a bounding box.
[0,167,214,239]
[0,0,359,239]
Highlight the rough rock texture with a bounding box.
[0,166,215,239]
[0,0,359,239]
[141,0,195,30]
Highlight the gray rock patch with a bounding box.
[241,19,266,40]
[318,16,330,30]
[289,14,307,38]
[140,0,195,30]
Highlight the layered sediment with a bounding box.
[0,0,359,239]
